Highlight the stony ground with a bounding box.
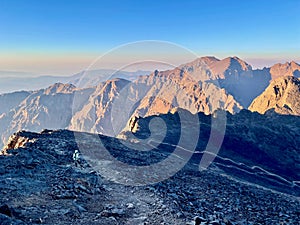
[0,130,299,225]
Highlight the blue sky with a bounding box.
[0,0,299,75]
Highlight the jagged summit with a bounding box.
[43,82,76,95]
[186,56,220,68]
[208,56,252,79]
[179,56,263,108]
[95,77,131,90]
[249,76,300,115]
[179,56,252,80]
[199,56,220,64]
[228,56,252,71]
[270,61,300,79]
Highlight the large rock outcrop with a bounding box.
[249,76,300,115]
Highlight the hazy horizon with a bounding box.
[0,55,299,78]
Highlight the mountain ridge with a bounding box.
[1,57,300,148]
[1,57,299,95]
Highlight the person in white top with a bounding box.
[72,150,80,167]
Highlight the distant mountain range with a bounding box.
[0,70,150,94]
[1,58,299,96]
[0,75,70,94]
[0,56,299,147]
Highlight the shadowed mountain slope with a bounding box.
[0,109,299,224]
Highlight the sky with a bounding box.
[0,0,299,76]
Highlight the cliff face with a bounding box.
[249,76,300,115]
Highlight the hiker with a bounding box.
[73,150,80,167]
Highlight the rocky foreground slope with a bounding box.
[0,110,299,224]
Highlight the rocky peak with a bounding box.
[200,56,220,65]
[1,131,31,155]
[229,56,252,70]
[215,56,251,71]
[249,76,300,115]
[43,83,76,95]
[103,78,130,90]
[94,78,130,95]
[183,56,220,69]
[270,61,300,79]
[205,56,252,80]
